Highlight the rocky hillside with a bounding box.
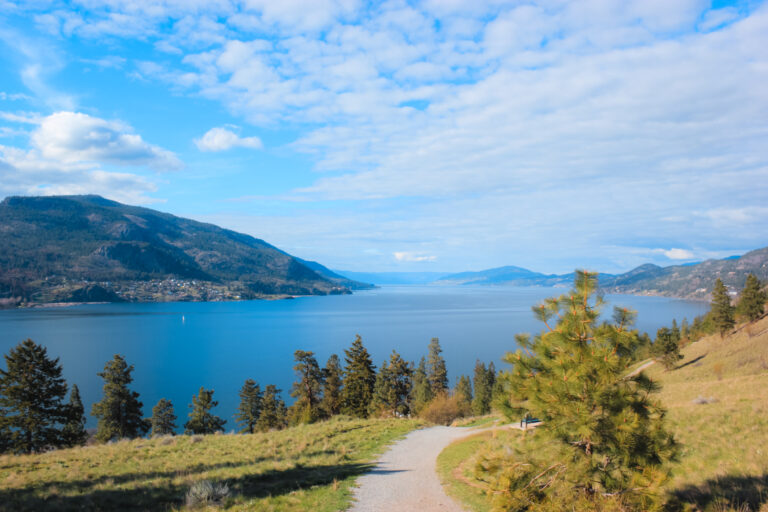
[0,195,368,305]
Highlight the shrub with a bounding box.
[185,480,231,508]
[419,393,470,425]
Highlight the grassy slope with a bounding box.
[438,316,768,511]
[0,416,423,512]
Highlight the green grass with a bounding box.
[0,416,423,512]
[437,316,768,512]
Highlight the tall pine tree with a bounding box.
[370,351,412,417]
[257,385,286,431]
[150,398,177,436]
[496,271,678,509]
[409,357,432,414]
[62,384,88,447]
[341,335,376,418]
[0,339,68,453]
[426,337,448,396]
[738,274,767,322]
[471,360,493,416]
[91,355,148,442]
[320,354,343,417]
[235,379,262,433]
[184,387,226,435]
[455,375,472,406]
[711,278,735,337]
[289,350,324,425]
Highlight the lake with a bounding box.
[0,286,709,430]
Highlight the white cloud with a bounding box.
[661,248,695,260]
[393,251,436,262]
[30,112,182,170]
[194,126,263,151]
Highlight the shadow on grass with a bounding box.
[671,473,768,511]
[675,353,707,370]
[0,462,383,511]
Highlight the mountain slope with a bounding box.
[434,266,575,286]
[0,195,353,304]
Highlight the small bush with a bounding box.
[185,480,230,508]
[190,435,203,444]
[419,394,470,425]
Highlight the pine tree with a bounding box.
[341,335,376,418]
[738,274,767,322]
[257,385,286,431]
[455,375,472,405]
[426,337,448,396]
[184,387,226,435]
[91,355,148,442]
[289,350,324,425]
[671,319,681,343]
[711,278,735,337]
[0,408,9,454]
[0,339,68,453]
[471,361,492,416]
[653,327,682,370]
[370,351,412,417]
[235,379,262,433]
[497,271,678,509]
[320,354,343,417]
[62,384,88,446]
[680,317,689,341]
[150,398,177,436]
[409,357,432,414]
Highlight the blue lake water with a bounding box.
[0,286,709,430]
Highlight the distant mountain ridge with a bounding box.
[431,248,768,299]
[0,195,369,306]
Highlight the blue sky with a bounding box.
[0,0,766,274]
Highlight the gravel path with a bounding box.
[348,426,488,512]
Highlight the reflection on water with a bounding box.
[0,286,709,430]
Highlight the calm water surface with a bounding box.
[0,286,708,429]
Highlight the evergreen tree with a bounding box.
[738,274,767,322]
[62,384,88,446]
[370,351,412,417]
[455,375,472,405]
[653,327,682,370]
[497,271,678,509]
[680,317,689,341]
[0,339,68,453]
[711,278,735,337]
[671,319,681,344]
[91,355,148,442]
[341,335,376,418]
[426,337,448,396]
[150,398,177,436]
[289,350,324,424]
[409,357,432,414]
[257,385,286,431]
[184,387,226,435]
[0,408,9,454]
[235,379,262,433]
[320,354,343,417]
[471,360,493,416]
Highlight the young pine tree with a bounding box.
[711,278,735,337]
[455,375,472,406]
[671,319,681,343]
[680,317,689,341]
[184,387,226,435]
[235,379,262,434]
[320,354,343,417]
[409,357,432,414]
[341,335,376,418]
[738,274,767,322]
[653,327,682,370]
[257,385,287,432]
[289,350,325,425]
[496,271,678,510]
[91,355,148,442]
[150,398,177,436]
[0,339,68,453]
[426,337,448,396]
[62,384,88,447]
